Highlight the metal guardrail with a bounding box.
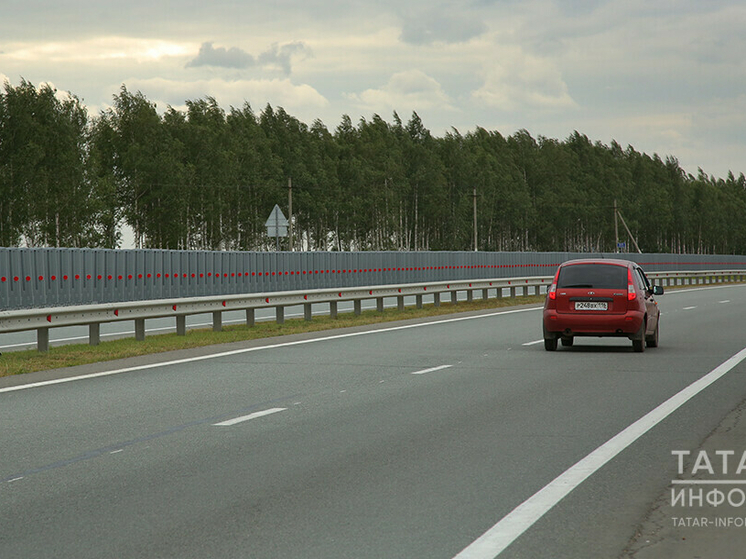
[1,270,744,352]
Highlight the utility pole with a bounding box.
[473,187,478,252]
[614,199,619,253]
[616,210,642,254]
[288,177,293,251]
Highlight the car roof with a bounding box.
[559,258,636,268]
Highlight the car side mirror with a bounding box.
[652,285,664,296]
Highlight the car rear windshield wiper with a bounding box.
[561,283,594,288]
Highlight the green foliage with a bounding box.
[1,79,745,253]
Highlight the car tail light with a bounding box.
[547,268,560,304]
[627,269,637,301]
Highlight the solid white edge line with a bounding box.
[0,306,542,394]
[453,345,746,559]
[522,340,544,346]
[214,407,287,427]
[412,364,452,375]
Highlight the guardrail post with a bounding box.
[376,297,384,312]
[213,311,222,332]
[89,323,100,346]
[434,292,441,307]
[304,303,312,321]
[135,318,145,341]
[510,287,516,298]
[276,306,285,324]
[451,291,458,305]
[354,300,362,315]
[397,296,404,311]
[330,301,338,319]
[246,308,255,328]
[482,288,489,300]
[416,294,423,309]
[176,315,186,336]
[37,327,49,353]
[467,290,473,302]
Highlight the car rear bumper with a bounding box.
[543,309,644,337]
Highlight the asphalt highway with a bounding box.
[2,284,746,558]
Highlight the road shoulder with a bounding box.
[622,396,746,558]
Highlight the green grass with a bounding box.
[0,294,546,378]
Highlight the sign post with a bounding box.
[265,205,289,251]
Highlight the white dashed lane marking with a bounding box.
[213,407,287,427]
[411,365,452,375]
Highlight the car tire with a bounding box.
[561,336,574,347]
[632,322,646,353]
[646,319,659,348]
[543,325,558,351]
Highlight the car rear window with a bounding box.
[556,264,627,289]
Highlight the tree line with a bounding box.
[1,79,745,253]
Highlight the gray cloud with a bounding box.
[399,10,488,45]
[186,41,310,75]
[257,42,310,75]
[186,42,255,69]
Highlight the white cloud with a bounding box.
[2,37,192,64]
[118,77,329,114]
[346,70,456,113]
[472,47,577,111]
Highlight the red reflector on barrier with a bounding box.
[304,295,308,300]
[114,309,119,316]
[173,305,177,311]
[47,315,51,322]
[222,301,226,307]
[265,298,269,303]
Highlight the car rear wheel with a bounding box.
[646,320,659,348]
[543,326,558,351]
[632,322,646,353]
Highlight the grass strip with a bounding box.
[0,295,546,378]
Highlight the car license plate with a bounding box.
[575,301,608,311]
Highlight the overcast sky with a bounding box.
[2,0,745,179]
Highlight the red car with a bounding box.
[542,258,664,352]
